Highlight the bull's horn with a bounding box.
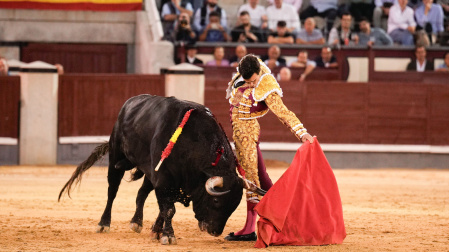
[239,178,267,196]
[205,176,230,196]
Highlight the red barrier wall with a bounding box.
[0,76,20,138]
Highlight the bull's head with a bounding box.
[195,176,267,237]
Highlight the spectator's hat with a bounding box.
[185,43,198,50]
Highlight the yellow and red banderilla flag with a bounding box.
[155,109,194,171]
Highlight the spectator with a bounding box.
[296,17,326,45]
[407,0,422,9]
[206,46,230,66]
[0,58,9,76]
[268,0,303,13]
[373,0,396,31]
[438,0,449,29]
[193,0,227,34]
[278,67,292,81]
[406,45,434,71]
[289,50,317,82]
[261,45,287,68]
[231,11,264,43]
[388,0,416,45]
[358,17,394,45]
[300,0,338,34]
[238,0,268,29]
[435,51,449,71]
[198,11,229,42]
[170,12,197,44]
[414,0,444,44]
[55,63,64,75]
[328,12,359,46]
[348,0,375,23]
[161,0,194,40]
[268,21,296,44]
[315,46,339,68]
[176,43,204,64]
[229,44,247,67]
[266,0,301,34]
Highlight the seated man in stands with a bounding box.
[0,57,9,76]
[268,21,296,44]
[206,46,230,66]
[300,0,338,34]
[414,0,444,45]
[328,11,358,46]
[161,0,194,40]
[238,0,268,29]
[261,45,287,69]
[358,17,394,46]
[407,45,434,71]
[176,43,204,64]
[373,0,395,32]
[289,50,317,82]
[229,44,247,67]
[435,51,449,71]
[387,0,416,45]
[315,46,339,68]
[278,66,292,81]
[231,11,264,43]
[296,17,325,45]
[198,11,229,42]
[193,0,227,34]
[266,0,301,34]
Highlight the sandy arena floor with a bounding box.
[0,163,448,251]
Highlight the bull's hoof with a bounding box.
[96,225,110,233]
[130,222,143,233]
[160,235,177,245]
[150,231,161,242]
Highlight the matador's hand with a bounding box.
[301,133,314,144]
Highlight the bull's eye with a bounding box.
[213,198,219,204]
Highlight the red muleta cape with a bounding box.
[254,137,346,248]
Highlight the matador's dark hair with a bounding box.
[238,54,260,80]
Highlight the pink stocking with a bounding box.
[234,201,258,235]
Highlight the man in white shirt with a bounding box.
[238,0,268,29]
[268,0,303,13]
[266,0,301,34]
[387,0,416,45]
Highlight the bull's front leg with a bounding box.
[159,202,176,245]
[153,190,177,245]
[130,176,153,233]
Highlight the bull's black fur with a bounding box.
[58,95,244,243]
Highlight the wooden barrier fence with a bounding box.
[0,76,20,139]
[58,74,165,137]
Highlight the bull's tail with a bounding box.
[58,142,109,201]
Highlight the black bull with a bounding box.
[58,95,265,245]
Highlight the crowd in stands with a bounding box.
[159,0,449,46]
[158,0,449,81]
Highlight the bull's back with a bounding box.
[114,95,215,165]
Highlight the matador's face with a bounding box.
[244,73,260,88]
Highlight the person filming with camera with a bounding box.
[170,12,198,44]
[198,11,229,42]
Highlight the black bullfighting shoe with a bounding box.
[224,232,257,241]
